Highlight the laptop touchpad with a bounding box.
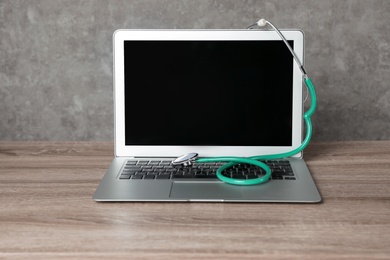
[170,182,243,200]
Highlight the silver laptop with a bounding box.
[93,29,322,203]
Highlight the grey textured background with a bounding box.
[1,0,389,141]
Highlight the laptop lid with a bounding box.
[113,29,304,158]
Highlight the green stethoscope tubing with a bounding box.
[196,77,316,185]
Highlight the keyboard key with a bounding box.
[148,161,160,165]
[195,175,217,179]
[159,172,171,176]
[160,161,171,165]
[171,174,185,179]
[122,168,140,173]
[232,174,246,179]
[137,161,149,165]
[272,169,285,174]
[126,161,137,165]
[156,175,170,179]
[121,172,136,176]
[124,165,141,169]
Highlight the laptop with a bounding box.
[93,28,322,203]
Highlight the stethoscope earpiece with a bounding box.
[256,18,267,27]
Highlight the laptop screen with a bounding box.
[124,40,293,146]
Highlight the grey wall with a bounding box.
[1,0,389,141]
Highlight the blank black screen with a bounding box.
[124,40,293,146]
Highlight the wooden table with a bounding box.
[0,141,389,259]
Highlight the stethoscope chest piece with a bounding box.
[172,153,198,167]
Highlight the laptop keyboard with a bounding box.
[118,160,296,181]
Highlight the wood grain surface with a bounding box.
[0,141,389,259]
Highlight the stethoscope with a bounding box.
[171,19,317,186]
